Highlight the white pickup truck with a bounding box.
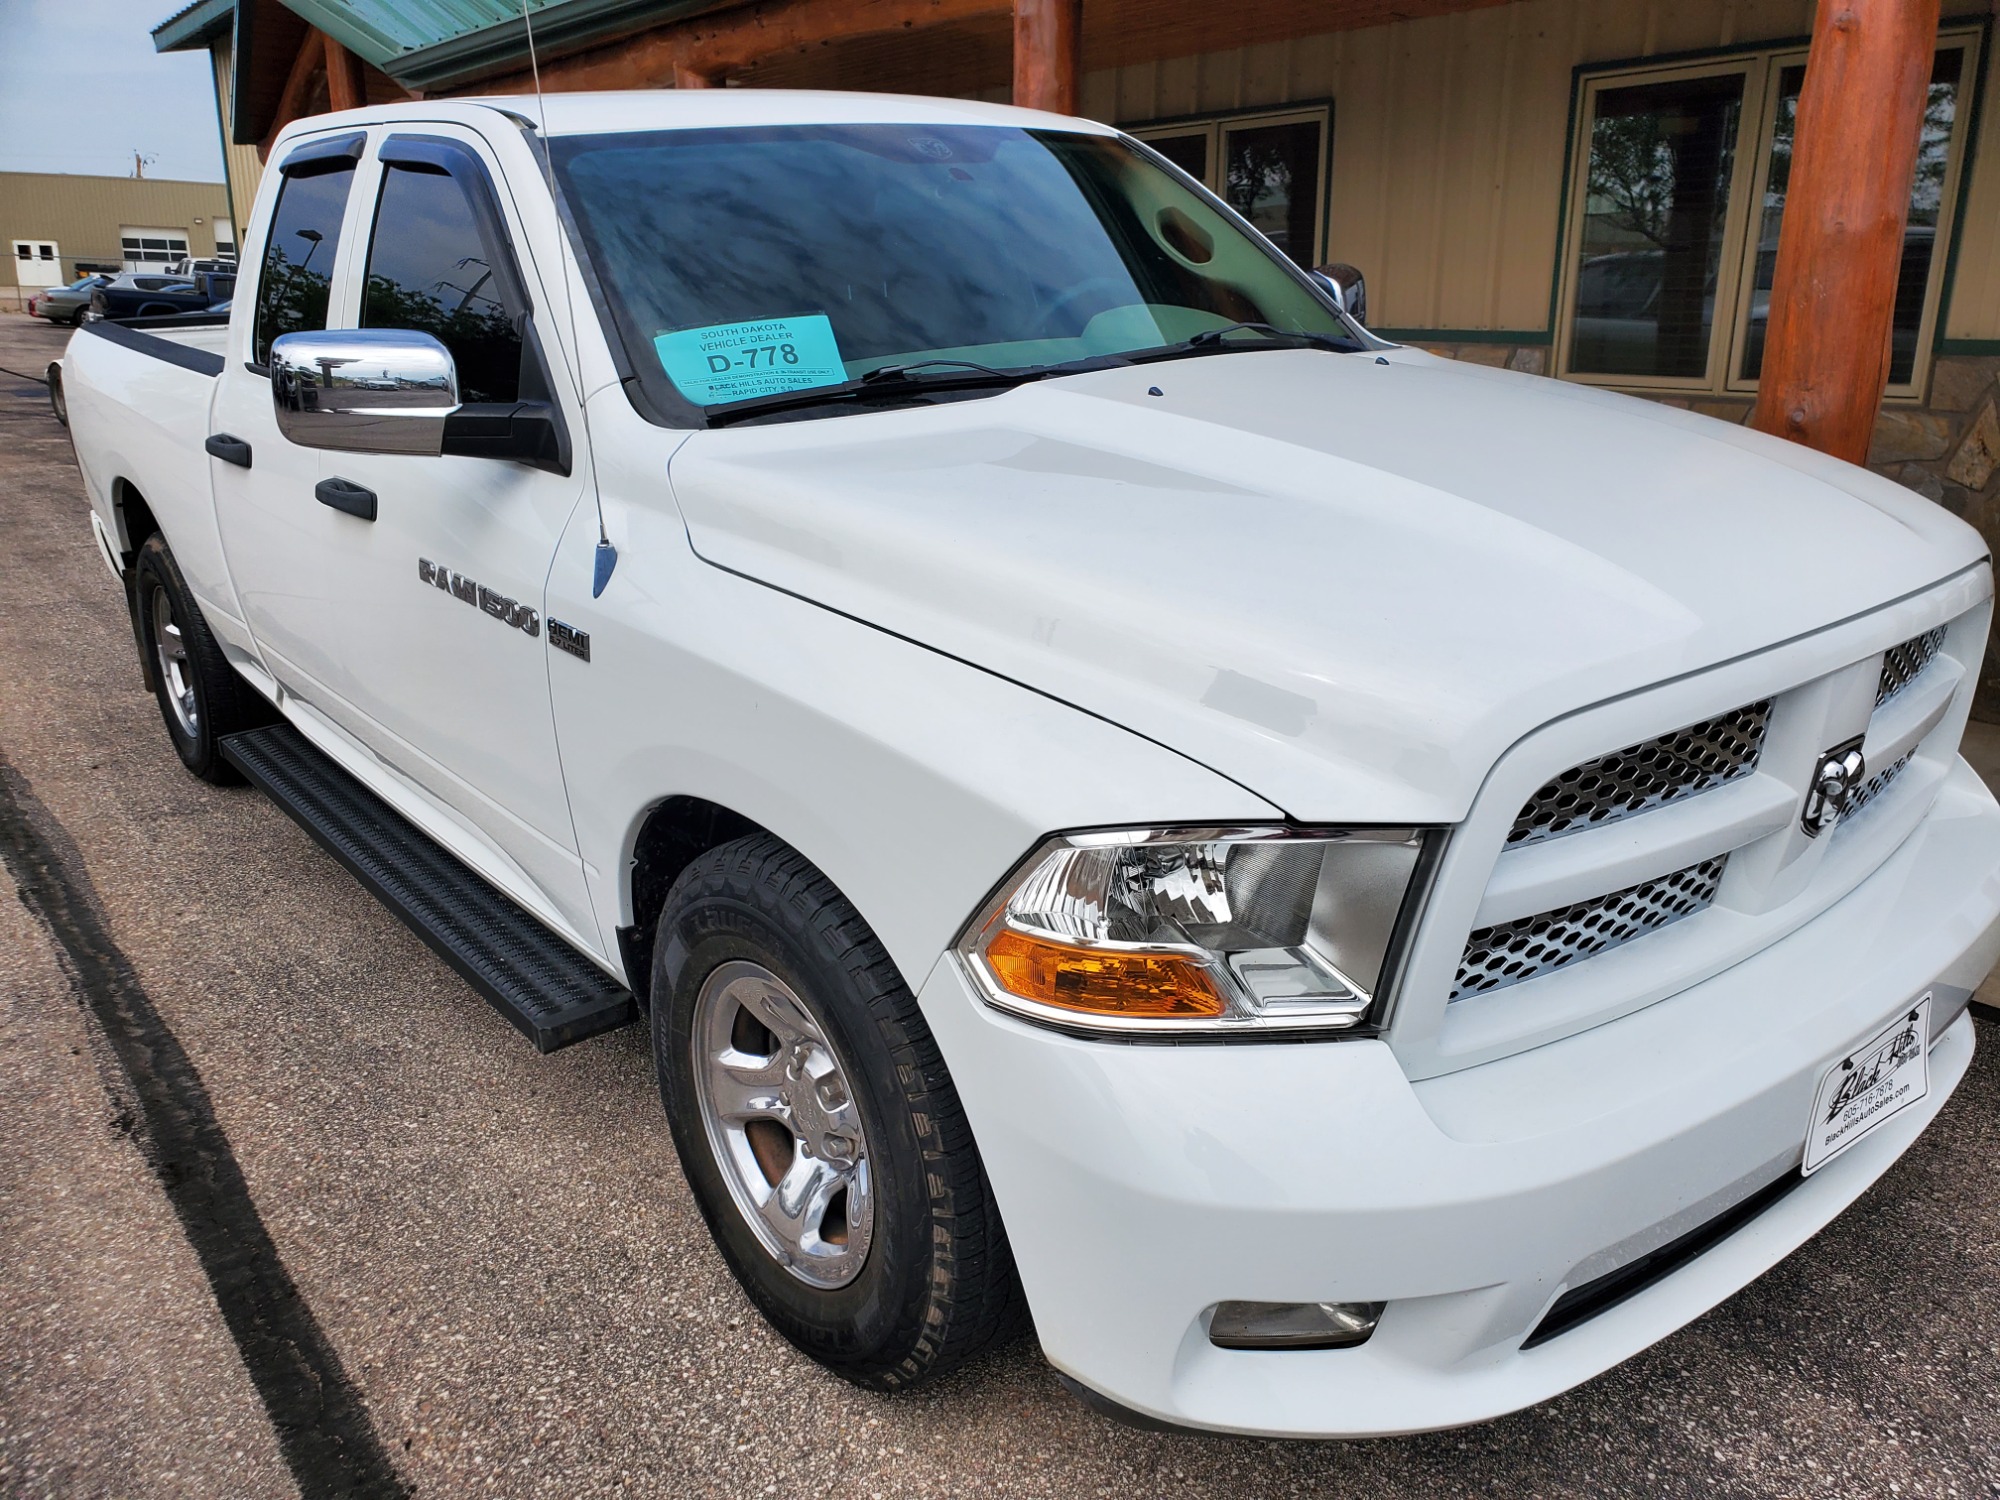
[57,89,2000,1439]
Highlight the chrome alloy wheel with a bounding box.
[692,960,875,1289]
[151,587,198,737]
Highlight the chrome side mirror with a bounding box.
[270,328,459,456]
[1314,263,1367,326]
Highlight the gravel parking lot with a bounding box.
[3,311,2000,1499]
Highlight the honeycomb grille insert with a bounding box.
[1507,704,1771,849]
[1841,752,1914,824]
[1452,858,1728,1000]
[1877,628,1946,707]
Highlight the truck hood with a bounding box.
[668,349,1984,821]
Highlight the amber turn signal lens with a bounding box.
[982,928,1229,1019]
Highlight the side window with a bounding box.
[253,163,356,366]
[361,163,521,404]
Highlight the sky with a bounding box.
[0,0,225,182]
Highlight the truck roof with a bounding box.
[281,90,1120,142]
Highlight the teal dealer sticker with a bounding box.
[653,315,848,406]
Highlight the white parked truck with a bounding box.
[56,90,2000,1438]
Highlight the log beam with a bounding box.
[1011,0,1081,113]
[259,27,327,156]
[485,0,1006,92]
[1751,0,1942,463]
[324,35,367,112]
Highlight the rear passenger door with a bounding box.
[210,131,364,675]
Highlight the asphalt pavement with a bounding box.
[3,312,1999,1499]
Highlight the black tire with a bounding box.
[652,834,1024,1390]
[67,309,85,327]
[133,534,263,784]
[47,364,66,426]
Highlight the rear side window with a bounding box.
[361,164,520,403]
[253,163,355,366]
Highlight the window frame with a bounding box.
[1552,57,1762,394]
[323,122,575,472]
[359,134,535,406]
[1553,28,1983,401]
[246,131,367,373]
[1126,102,1334,267]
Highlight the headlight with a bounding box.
[957,826,1434,1037]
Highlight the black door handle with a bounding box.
[315,476,377,521]
[204,432,252,468]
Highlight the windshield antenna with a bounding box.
[519,0,616,597]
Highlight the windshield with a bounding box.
[551,124,1355,424]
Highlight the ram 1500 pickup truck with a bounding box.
[57,90,2000,1439]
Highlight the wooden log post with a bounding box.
[325,35,367,112]
[1012,0,1082,114]
[1750,0,1941,464]
[258,29,328,158]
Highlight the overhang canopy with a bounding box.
[155,0,1520,96]
[151,0,236,51]
[253,0,729,92]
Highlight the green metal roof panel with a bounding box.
[287,0,557,62]
[152,0,236,52]
[276,0,724,87]
[157,0,732,92]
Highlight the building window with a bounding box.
[1128,107,1331,268]
[214,218,236,259]
[1556,31,1978,398]
[120,227,191,271]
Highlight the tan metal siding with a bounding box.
[0,173,232,288]
[1078,0,1887,334]
[213,37,269,239]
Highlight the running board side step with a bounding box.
[221,723,635,1053]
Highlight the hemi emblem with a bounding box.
[548,619,591,662]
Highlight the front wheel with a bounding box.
[652,835,1024,1390]
[133,534,263,784]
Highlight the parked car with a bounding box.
[89,269,235,320]
[56,94,2000,1440]
[31,274,113,325]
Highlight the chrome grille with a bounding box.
[1452,858,1727,1001]
[1842,752,1913,823]
[1507,703,1771,848]
[1877,628,1946,707]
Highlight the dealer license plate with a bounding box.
[1802,994,1931,1176]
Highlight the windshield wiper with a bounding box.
[1124,322,1356,367]
[703,353,1127,427]
[859,358,1023,385]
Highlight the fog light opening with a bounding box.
[1207,1300,1384,1351]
